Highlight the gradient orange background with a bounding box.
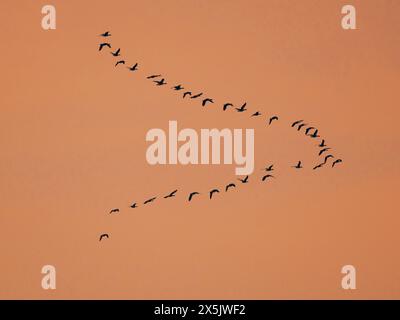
[1,0,399,299]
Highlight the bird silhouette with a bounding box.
[310,129,320,138]
[251,111,261,117]
[183,91,192,98]
[263,164,274,172]
[291,120,303,127]
[130,203,137,208]
[332,159,343,167]
[164,189,178,199]
[323,155,334,163]
[154,78,166,86]
[99,43,111,51]
[269,116,279,125]
[313,163,324,170]
[223,103,233,111]
[305,127,316,135]
[209,189,220,199]
[191,93,203,99]
[202,98,214,106]
[99,234,109,241]
[172,85,184,90]
[115,60,125,67]
[293,161,303,169]
[100,31,111,37]
[236,103,247,112]
[111,48,121,56]
[318,148,331,156]
[297,123,307,131]
[238,175,249,183]
[188,192,200,201]
[319,139,327,147]
[127,63,138,71]
[225,183,236,191]
[144,197,156,204]
[109,208,119,214]
[147,74,161,79]
[262,174,274,181]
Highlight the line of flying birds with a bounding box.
[97,31,342,242]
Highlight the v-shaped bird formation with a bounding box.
[97,31,343,242]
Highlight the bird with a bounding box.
[202,98,214,106]
[225,183,236,192]
[144,197,156,204]
[183,91,192,98]
[323,155,334,163]
[262,164,274,172]
[172,85,184,90]
[191,93,203,99]
[310,129,320,138]
[318,148,331,156]
[130,203,137,208]
[305,127,316,135]
[154,78,166,86]
[115,60,125,67]
[297,123,307,131]
[236,103,247,112]
[223,103,233,111]
[147,74,161,79]
[313,163,324,170]
[238,175,249,183]
[209,189,220,199]
[164,189,178,199]
[188,192,200,201]
[269,116,279,125]
[100,31,111,37]
[111,48,121,56]
[127,63,138,71]
[293,161,303,169]
[291,120,303,127]
[99,234,109,241]
[99,43,111,51]
[251,111,262,117]
[319,139,327,147]
[109,208,119,214]
[332,159,343,167]
[262,174,274,181]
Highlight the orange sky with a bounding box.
[0,0,399,299]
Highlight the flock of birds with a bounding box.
[97,31,343,242]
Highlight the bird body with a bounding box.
[154,78,166,86]
[223,103,233,111]
[293,161,303,169]
[323,155,334,163]
[225,183,236,191]
[147,74,161,79]
[130,203,137,208]
[109,208,119,214]
[319,139,327,147]
[305,127,315,135]
[99,43,111,51]
[144,197,156,204]
[291,120,303,127]
[318,148,331,156]
[252,111,261,117]
[127,63,138,71]
[111,48,121,56]
[172,85,184,90]
[313,163,324,170]
[262,174,274,181]
[209,189,220,199]
[269,116,279,125]
[99,234,109,241]
[310,129,320,138]
[188,192,200,201]
[164,190,178,198]
[332,159,343,167]
[183,91,192,98]
[238,175,249,183]
[236,103,247,112]
[263,164,274,172]
[202,98,214,106]
[191,93,203,99]
[115,60,125,67]
[100,31,111,37]
[297,123,307,131]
